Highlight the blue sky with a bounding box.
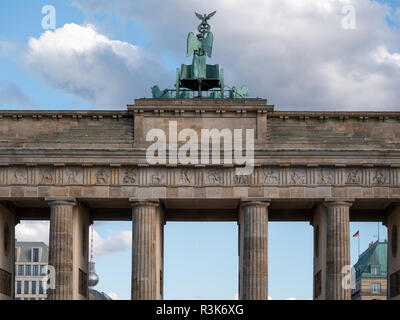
[1,0,400,110]
[4,0,399,299]
[0,1,85,108]
[88,221,387,300]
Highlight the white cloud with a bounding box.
[15,221,130,259]
[15,221,49,244]
[23,23,171,108]
[93,229,131,258]
[107,292,119,300]
[285,297,297,300]
[73,0,400,110]
[373,46,400,68]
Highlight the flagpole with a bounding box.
[358,234,360,258]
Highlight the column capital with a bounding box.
[45,197,76,207]
[129,199,160,208]
[324,198,354,208]
[240,199,271,209]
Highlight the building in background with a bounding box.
[351,241,388,300]
[15,240,112,300]
[14,241,48,300]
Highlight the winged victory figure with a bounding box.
[186,11,216,78]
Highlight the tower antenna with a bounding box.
[90,223,94,263]
[88,223,99,289]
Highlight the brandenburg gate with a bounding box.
[1,12,400,300]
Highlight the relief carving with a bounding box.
[235,175,250,185]
[95,168,110,185]
[66,168,82,184]
[320,169,333,184]
[263,169,279,185]
[346,169,361,184]
[372,170,387,185]
[179,169,193,185]
[207,169,222,185]
[39,168,54,184]
[12,168,27,184]
[151,170,164,185]
[1,165,399,188]
[123,169,137,184]
[291,170,305,185]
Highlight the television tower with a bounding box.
[88,223,99,288]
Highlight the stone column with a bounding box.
[311,203,327,300]
[0,204,16,300]
[324,199,352,300]
[238,200,270,300]
[385,204,400,300]
[46,197,76,300]
[72,204,90,300]
[130,199,163,300]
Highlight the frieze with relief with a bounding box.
[122,168,138,185]
[262,168,279,185]
[177,169,194,185]
[66,167,84,185]
[0,166,399,187]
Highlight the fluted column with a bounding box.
[324,199,353,300]
[130,200,161,300]
[239,200,270,300]
[46,197,76,300]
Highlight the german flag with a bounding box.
[353,231,359,238]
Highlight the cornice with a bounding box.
[268,111,400,121]
[0,110,131,119]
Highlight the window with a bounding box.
[33,265,39,276]
[371,283,381,294]
[24,281,29,294]
[371,266,381,276]
[40,265,46,276]
[25,265,31,276]
[18,265,24,276]
[39,281,44,295]
[31,281,36,295]
[32,248,40,262]
[16,281,22,295]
